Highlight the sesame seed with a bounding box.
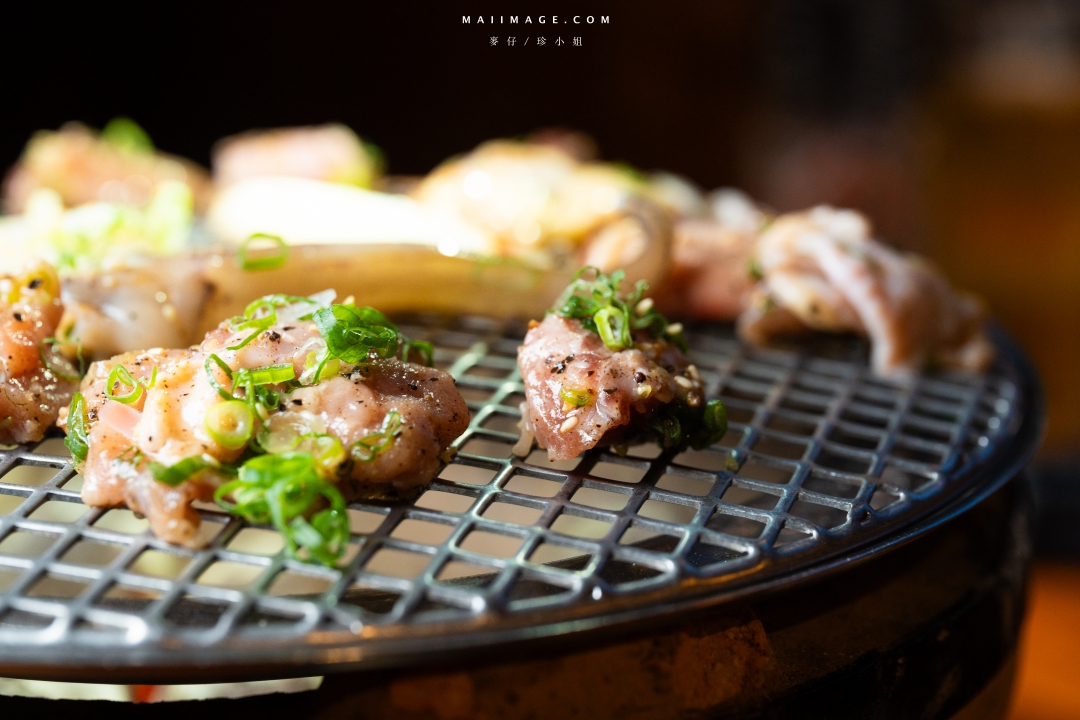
[666,323,684,335]
[635,298,654,316]
[559,416,579,434]
[675,376,694,390]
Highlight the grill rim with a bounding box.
[0,324,1043,683]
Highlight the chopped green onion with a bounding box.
[313,304,400,363]
[39,338,81,382]
[301,350,339,385]
[351,411,403,462]
[639,397,729,452]
[225,294,317,351]
[100,117,154,154]
[149,455,221,486]
[594,306,629,350]
[205,400,255,450]
[204,354,293,411]
[105,364,155,404]
[64,393,89,463]
[240,363,296,386]
[702,399,728,440]
[205,354,235,401]
[238,233,289,271]
[401,339,434,366]
[297,433,347,478]
[559,387,591,407]
[551,267,681,352]
[214,453,349,566]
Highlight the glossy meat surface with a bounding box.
[655,189,766,320]
[518,315,702,461]
[0,262,77,444]
[739,206,993,376]
[70,305,469,546]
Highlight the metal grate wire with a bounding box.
[0,316,1032,679]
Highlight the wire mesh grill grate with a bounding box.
[0,316,1027,675]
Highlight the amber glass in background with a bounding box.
[921,81,1080,455]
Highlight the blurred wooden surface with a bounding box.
[1006,563,1080,720]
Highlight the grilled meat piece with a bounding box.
[517,269,725,462]
[738,206,994,376]
[655,189,766,321]
[212,124,382,189]
[2,121,211,214]
[0,262,77,444]
[65,295,469,549]
[518,315,704,461]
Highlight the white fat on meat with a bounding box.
[739,206,993,376]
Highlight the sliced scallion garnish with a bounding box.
[350,411,403,462]
[39,337,81,382]
[64,393,90,464]
[204,354,294,411]
[238,233,289,271]
[149,455,223,486]
[312,303,433,369]
[559,387,591,407]
[313,304,400,363]
[104,365,156,405]
[214,452,349,566]
[225,294,317,351]
[551,267,687,352]
[204,400,255,450]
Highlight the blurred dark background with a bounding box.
[2,0,1079,537]
[2,2,1079,714]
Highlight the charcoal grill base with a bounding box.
[0,473,1030,719]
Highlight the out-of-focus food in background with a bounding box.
[410,139,672,281]
[1,119,212,214]
[737,206,992,377]
[0,117,996,378]
[653,188,767,320]
[205,136,674,331]
[212,124,384,189]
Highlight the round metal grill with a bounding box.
[0,317,1039,682]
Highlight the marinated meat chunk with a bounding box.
[287,365,467,497]
[519,315,700,461]
[517,269,726,462]
[62,293,468,560]
[655,189,767,321]
[738,206,993,376]
[0,261,77,444]
[2,120,211,214]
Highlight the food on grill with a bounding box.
[58,254,213,361]
[61,292,468,562]
[412,139,672,285]
[1,118,212,214]
[212,124,384,189]
[0,261,78,445]
[0,179,195,277]
[517,268,727,461]
[655,188,768,320]
[738,206,994,376]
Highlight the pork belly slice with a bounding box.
[738,206,993,377]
